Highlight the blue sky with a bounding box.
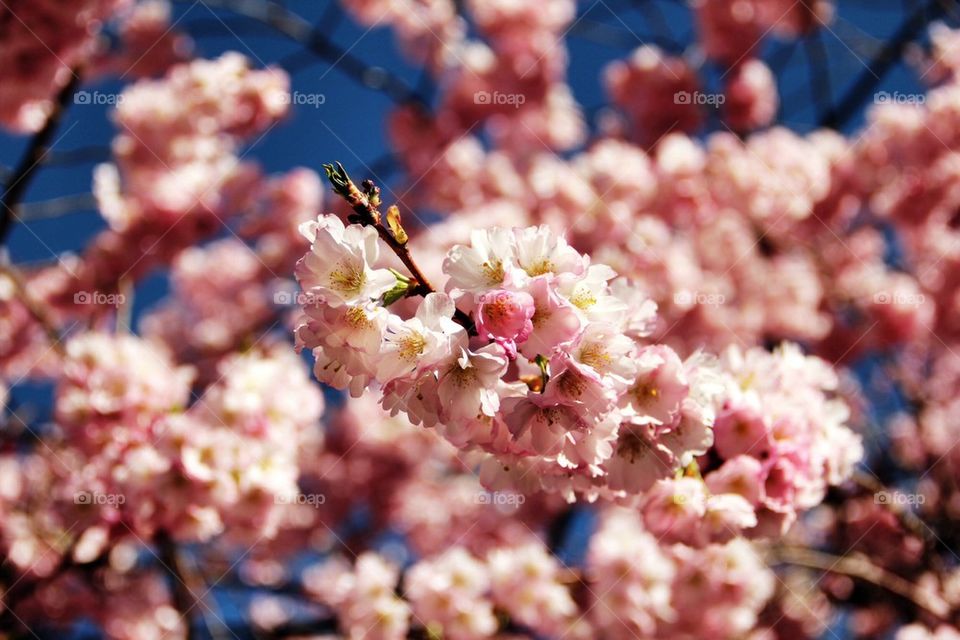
[2,0,931,279]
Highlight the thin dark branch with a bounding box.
[174,0,427,106]
[0,539,92,632]
[156,531,200,640]
[770,545,952,621]
[0,71,83,246]
[819,0,944,129]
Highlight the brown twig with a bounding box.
[173,0,426,106]
[323,162,476,333]
[850,471,936,547]
[0,537,84,632]
[156,531,200,640]
[0,70,82,246]
[770,545,951,621]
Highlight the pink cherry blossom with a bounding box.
[474,289,535,358]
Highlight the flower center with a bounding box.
[531,305,551,328]
[328,262,366,295]
[556,371,585,398]
[617,429,648,463]
[398,331,426,361]
[481,259,505,285]
[448,364,478,389]
[345,306,371,328]
[485,298,510,321]
[525,258,554,277]
[571,288,597,309]
[579,342,611,372]
[633,381,660,405]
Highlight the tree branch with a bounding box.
[156,531,200,640]
[323,162,476,333]
[770,545,951,621]
[174,0,426,106]
[0,71,82,246]
[819,1,943,129]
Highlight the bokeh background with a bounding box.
[0,2,953,637]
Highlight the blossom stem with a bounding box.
[323,162,476,333]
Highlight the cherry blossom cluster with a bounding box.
[0,334,325,559]
[2,1,957,638]
[141,168,322,375]
[96,0,192,78]
[390,116,913,362]
[94,52,288,233]
[693,0,833,65]
[303,540,578,639]
[587,508,775,639]
[53,53,290,314]
[293,508,776,640]
[0,0,130,132]
[602,46,780,141]
[0,537,187,639]
[640,344,862,545]
[295,215,727,503]
[0,53,296,384]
